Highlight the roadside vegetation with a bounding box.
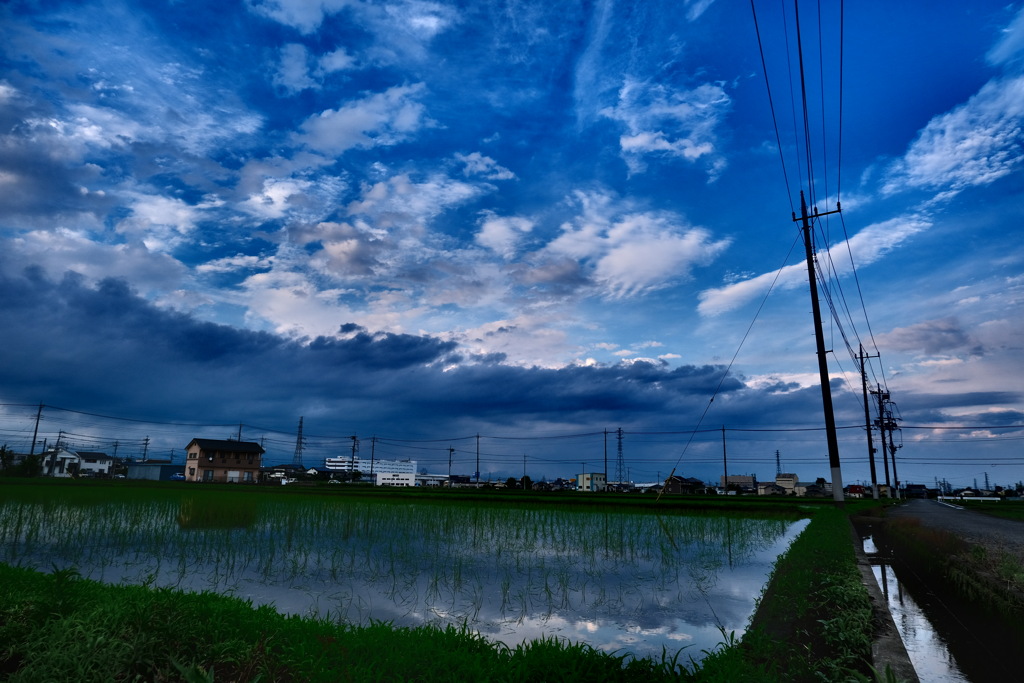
[1,480,885,682]
[957,498,1024,521]
[872,514,1024,625]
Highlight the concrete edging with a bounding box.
[849,522,919,683]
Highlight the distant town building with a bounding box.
[776,473,798,494]
[721,474,756,491]
[325,457,415,476]
[184,438,264,483]
[377,472,415,487]
[577,472,607,492]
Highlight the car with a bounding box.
[169,473,186,481]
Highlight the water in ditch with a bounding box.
[862,535,1016,682]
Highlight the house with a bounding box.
[76,451,114,476]
[721,474,756,492]
[42,447,81,477]
[758,481,786,496]
[662,475,706,495]
[184,438,264,483]
[577,472,607,492]
[377,472,415,487]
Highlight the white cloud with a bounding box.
[116,192,222,252]
[295,84,431,154]
[274,44,318,94]
[320,47,357,72]
[988,6,1024,67]
[883,76,1024,196]
[475,214,533,259]
[600,78,730,177]
[542,192,730,299]
[697,215,930,316]
[455,152,516,180]
[246,0,352,34]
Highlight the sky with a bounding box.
[1,0,1022,490]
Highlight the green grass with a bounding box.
[0,563,694,682]
[0,481,883,682]
[698,503,879,682]
[957,498,1024,521]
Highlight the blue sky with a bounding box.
[1,0,1022,489]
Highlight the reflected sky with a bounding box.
[1,497,807,662]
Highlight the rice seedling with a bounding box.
[0,482,805,665]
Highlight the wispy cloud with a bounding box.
[295,84,432,154]
[697,215,931,316]
[600,78,730,177]
[883,76,1024,197]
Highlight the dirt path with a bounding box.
[885,499,1024,563]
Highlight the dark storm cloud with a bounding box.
[0,267,742,431]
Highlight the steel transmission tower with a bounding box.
[292,417,305,468]
[614,427,626,485]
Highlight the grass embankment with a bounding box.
[956,498,1024,521]
[699,503,879,682]
[0,481,881,682]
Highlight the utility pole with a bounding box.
[872,384,893,495]
[775,450,781,476]
[615,427,625,486]
[448,446,454,483]
[370,436,376,479]
[793,192,844,503]
[237,423,243,441]
[859,344,881,500]
[29,403,42,456]
[349,435,358,478]
[142,436,150,462]
[475,434,480,484]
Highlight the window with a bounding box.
[203,469,213,482]
[244,471,253,482]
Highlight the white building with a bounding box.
[376,472,415,487]
[577,472,607,492]
[325,457,416,476]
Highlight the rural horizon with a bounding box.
[1,1,1022,489]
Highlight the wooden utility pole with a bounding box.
[29,403,42,456]
[859,344,881,500]
[793,192,844,503]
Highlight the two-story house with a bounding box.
[184,438,264,483]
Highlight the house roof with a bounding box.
[76,451,111,460]
[185,438,265,454]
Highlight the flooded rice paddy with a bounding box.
[1,494,807,661]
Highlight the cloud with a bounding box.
[697,215,930,316]
[539,192,730,299]
[455,152,516,180]
[246,0,352,34]
[600,78,730,177]
[987,6,1024,67]
[475,214,533,259]
[273,44,319,94]
[0,266,743,430]
[295,84,432,154]
[877,318,982,357]
[882,76,1024,196]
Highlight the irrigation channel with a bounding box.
[0,492,807,663]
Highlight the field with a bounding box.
[0,480,882,681]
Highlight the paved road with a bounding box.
[886,498,1024,561]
